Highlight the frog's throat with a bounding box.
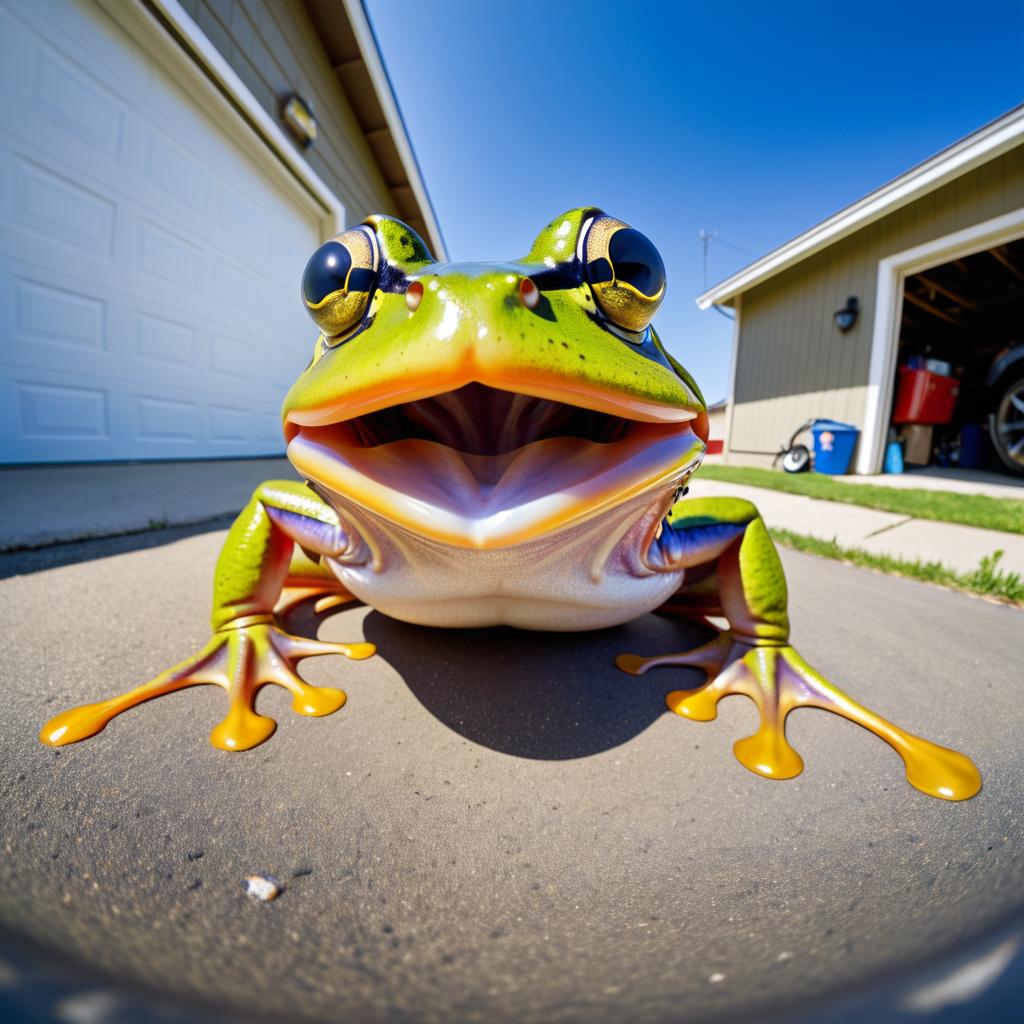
[286,382,704,550]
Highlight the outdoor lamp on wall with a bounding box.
[834,296,859,332]
[283,94,318,148]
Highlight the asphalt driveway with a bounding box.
[0,529,1022,1023]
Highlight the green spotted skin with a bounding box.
[210,481,341,630]
[664,496,789,642]
[734,516,789,639]
[282,209,703,428]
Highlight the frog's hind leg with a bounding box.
[617,497,982,801]
[616,563,729,677]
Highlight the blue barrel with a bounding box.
[811,420,860,474]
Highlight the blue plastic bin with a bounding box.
[811,420,859,474]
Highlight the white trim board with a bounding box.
[856,205,1024,474]
[99,0,346,240]
[697,105,1024,311]
[721,295,741,457]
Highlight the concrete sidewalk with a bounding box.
[2,458,1022,576]
[688,477,1024,575]
[0,458,295,551]
[845,465,1024,499]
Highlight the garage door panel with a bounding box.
[13,276,107,354]
[31,40,127,159]
[4,176,307,350]
[0,15,132,180]
[7,362,290,460]
[2,109,303,292]
[18,379,109,441]
[0,0,326,462]
[143,131,210,217]
[136,394,200,442]
[2,244,312,390]
[3,348,290,412]
[134,311,197,368]
[209,333,259,380]
[3,256,306,397]
[137,217,205,293]
[10,155,117,259]
[209,403,252,443]
[271,349,309,392]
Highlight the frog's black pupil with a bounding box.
[608,228,664,297]
[302,241,352,304]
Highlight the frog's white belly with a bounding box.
[324,490,682,631]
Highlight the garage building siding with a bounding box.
[178,0,397,226]
[728,143,1024,463]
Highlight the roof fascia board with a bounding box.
[341,0,448,260]
[696,105,1024,310]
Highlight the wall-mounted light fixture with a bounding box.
[283,94,318,148]
[834,296,859,332]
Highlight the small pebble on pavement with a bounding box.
[242,875,283,902]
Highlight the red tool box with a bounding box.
[891,368,959,425]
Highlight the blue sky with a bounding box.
[365,0,1023,403]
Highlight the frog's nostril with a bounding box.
[519,277,540,310]
[405,280,424,312]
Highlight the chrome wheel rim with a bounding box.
[995,381,1024,467]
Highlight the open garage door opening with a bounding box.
[889,237,1024,478]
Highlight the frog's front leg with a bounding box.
[40,481,374,751]
[275,545,354,618]
[618,497,981,801]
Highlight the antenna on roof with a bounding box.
[699,229,717,291]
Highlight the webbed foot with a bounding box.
[40,618,374,752]
[617,635,981,801]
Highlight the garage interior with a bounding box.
[892,236,1024,477]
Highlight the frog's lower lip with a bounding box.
[287,383,704,549]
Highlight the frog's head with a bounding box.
[283,208,706,549]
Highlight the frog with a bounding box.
[39,208,981,801]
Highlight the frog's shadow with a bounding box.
[321,606,711,760]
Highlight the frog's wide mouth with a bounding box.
[286,383,704,549]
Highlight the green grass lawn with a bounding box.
[699,464,1024,535]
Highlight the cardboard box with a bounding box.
[899,424,933,465]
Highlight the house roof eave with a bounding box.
[696,103,1024,311]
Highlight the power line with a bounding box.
[713,236,758,258]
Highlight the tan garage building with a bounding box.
[699,105,1024,476]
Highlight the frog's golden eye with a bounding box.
[301,227,379,339]
[582,216,666,333]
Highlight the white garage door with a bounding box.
[0,0,327,463]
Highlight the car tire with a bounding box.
[989,373,1024,476]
